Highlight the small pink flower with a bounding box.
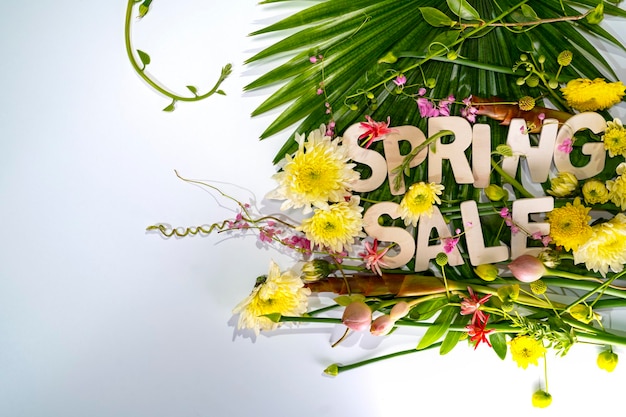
[443,237,459,254]
[507,254,546,283]
[460,287,491,325]
[342,301,372,332]
[461,95,478,123]
[316,88,323,95]
[359,239,390,275]
[370,315,395,336]
[309,56,318,63]
[538,112,546,121]
[418,87,427,96]
[393,74,407,87]
[417,97,440,118]
[358,115,394,148]
[558,138,574,154]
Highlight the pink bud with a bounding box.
[389,301,410,320]
[341,301,372,332]
[507,254,546,283]
[370,315,395,336]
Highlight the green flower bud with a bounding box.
[530,279,547,295]
[516,77,526,86]
[597,350,618,372]
[557,50,573,66]
[526,76,539,88]
[532,390,552,408]
[538,55,546,64]
[323,364,339,376]
[435,252,448,266]
[474,264,499,282]
[301,259,334,282]
[426,78,437,88]
[366,92,375,100]
[485,184,508,202]
[548,80,559,89]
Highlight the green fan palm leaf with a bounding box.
[247,0,625,167]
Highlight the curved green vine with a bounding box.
[124,0,232,111]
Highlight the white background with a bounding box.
[1,1,626,416]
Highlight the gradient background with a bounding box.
[1,2,625,416]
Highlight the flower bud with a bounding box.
[597,350,618,372]
[526,75,539,88]
[301,259,333,282]
[530,279,547,295]
[389,301,410,320]
[323,364,339,376]
[370,315,395,336]
[474,264,499,282]
[341,301,372,332]
[485,184,508,202]
[435,252,448,266]
[570,304,594,324]
[532,390,552,408]
[558,50,573,66]
[538,248,561,268]
[518,96,535,111]
[582,179,609,205]
[507,255,546,283]
[547,172,578,197]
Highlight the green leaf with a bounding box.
[587,2,604,24]
[162,101,176,112]
[445,0,480,21]
[136,49,150,67]
[216,89,226,96]
[417,305,457,350]
[186,85,198,96]
[489,332,508,360]
[262,313,282,323]
[408,296,448,321]
[440,313,470,355]
[334,294,365,306]
[419,7,455,27]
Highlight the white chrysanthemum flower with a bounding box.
[573,213,626,276]
[232,260,310,335]
[267,125,359,214]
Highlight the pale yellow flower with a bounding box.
[510,335,546,369]
[268,125,359,214]
[547,171,578,197]
[560,78,626,112]
[232,260,310,335]
[399,182,445,226]
[298,197,364,252]
[607,162,626,210]
[573,213,626,276]
[603,118,626,158]
[546,198,592,251]
[582,179,609,205]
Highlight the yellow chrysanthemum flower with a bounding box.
[582,179,609,205]
[560,78,626,112]
[298,197,364,252]
[233,260,310,335]
[399,182,445,226]
[545,198,592,251]
[510,335,546,369]
[547,171,578,197]
[603,118,626,158]
[573,213,626,276]
[268,125,359,214]
[607,163,626,210]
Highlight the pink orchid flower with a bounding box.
[558,138,574,154]
[460,287,492,325]
[359,239,390,276]
[358,115,394,148]
[466,315,494,350]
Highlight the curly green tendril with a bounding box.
[125,0,232,111]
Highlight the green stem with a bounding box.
[124,1,232,107]
[348,0,530,98]
[329,343,443,375]
[490,158,534,198]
